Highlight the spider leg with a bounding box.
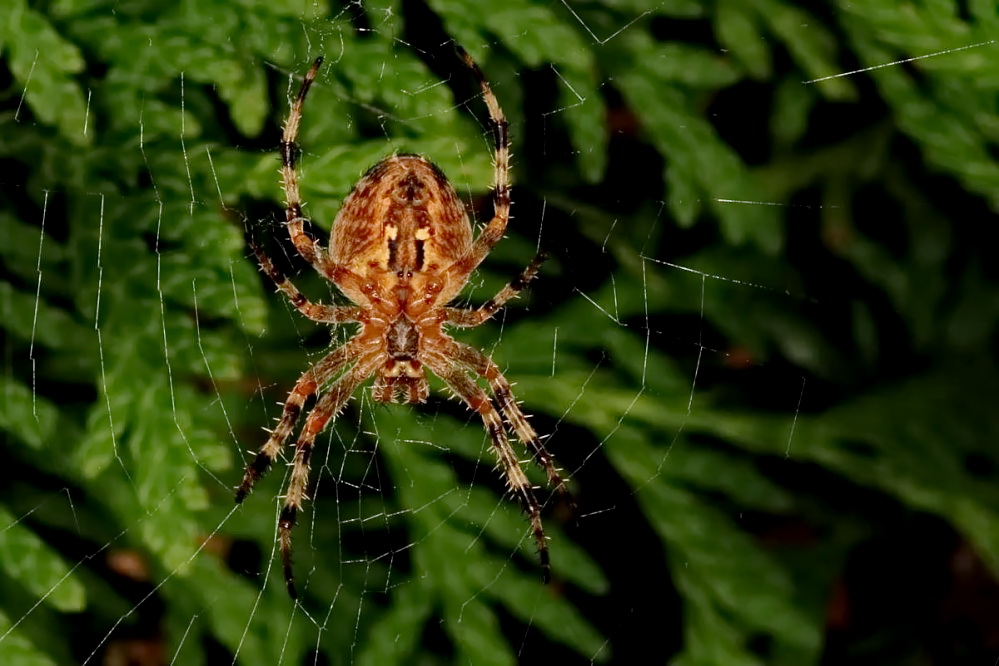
[443,339,569,497]
[277,59,391,305]
[250,238,365,324]
[235,338,365,503]
[444,48,511,283]
[278,57,335,278]
[444,252,547,327]
[278,353,381,599]
[424,354,550,583]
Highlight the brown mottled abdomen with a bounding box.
[330,154,473,304]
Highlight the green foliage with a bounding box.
[2,0,999,664]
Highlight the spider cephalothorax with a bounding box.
[235,49,568,599]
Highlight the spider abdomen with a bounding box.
[330,154,474,306]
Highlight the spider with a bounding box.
[235,47,569,599]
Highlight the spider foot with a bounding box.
[279,505,299,599]
[235,452,273,503]
[539,550,551,585]
[534,528,551,584]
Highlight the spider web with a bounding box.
[3,2,999,665]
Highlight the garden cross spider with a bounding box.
[235,48,570,599]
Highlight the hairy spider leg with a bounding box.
[279,57,327,275]
[443,252,547,327]
[440,47,512,286]
[249,238,365,324]
[438,252,567,493]
[424,353,551,583]
[443,337,569,495]
[236,338,369,503]
[278,57,390,304]
[277,353,382,599]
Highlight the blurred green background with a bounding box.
[3,0,999,664]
